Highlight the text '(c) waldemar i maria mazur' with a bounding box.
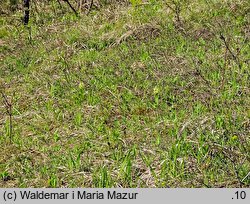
[19,190,139,200]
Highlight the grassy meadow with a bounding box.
[0,0,249,187]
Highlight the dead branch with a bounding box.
[23,0,30,25]
[62,0,78,16]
